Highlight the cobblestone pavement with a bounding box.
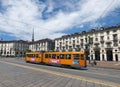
[0,58,120,87]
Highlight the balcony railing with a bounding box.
[100,39,104,43]
[113,38,118,41]
[89,41,93,44]
[105,45,113,49]
[93,46,100,49]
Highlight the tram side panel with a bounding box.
[26,52,43,63]
[43,52,60,65]
[79,54,87,67]
[26,52,87,67]
[43,52,86,67]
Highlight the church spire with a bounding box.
[32,28,34,42]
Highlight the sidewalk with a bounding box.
[87,61,120,70]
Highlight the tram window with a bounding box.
[36,54,39,58]
[45,54,49,58]
[28,54,31,57]
[49,54,51,58]
[33,54,35,57]
[27,54,30,57]
[81,54,84,60]
[52,54,56,59]
[66,54,71,59]
[73,54,79,59]
[30,54,32,57]
[57,55,60,59]
[31,54,33,57]
[60,54,64,59]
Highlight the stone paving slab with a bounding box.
[0,69,117,87]
[87,61,120,70]
[0,59,119,87]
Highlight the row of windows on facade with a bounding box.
[57,29,118,40]
[90,49,120,53]
[0,51,25,55]
[0,44,28,46]
[0,48,28,50]
[56,41,120,49]
[56,34,119,45]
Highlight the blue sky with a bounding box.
[0,0,120,41]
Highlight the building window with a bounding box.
[107,36,109,40]
[113,34,118,40]
[114,42,118,46]
[81,39,83,42]
[95,38,98,41]
[95,33,98,36]
[73,40,75,44]
[100,36,104,41]
[89,37,93,44]
[115,54,118,61]
[106,42,111,47]
[85,38,87,42]
[66,41,68,44]
[106,31,110,34]
[101,43,104,47]
[66,45,68,49]
[113,30,117,32]
[102,54,104,61]
[115,49,117,52]
[91,55,93,60]
[95,44,99,48]
[77,40,79,43]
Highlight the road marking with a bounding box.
[0,61,119,87]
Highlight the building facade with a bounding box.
[0,39,54,57]
[0,40,29,57]
[55,25,120,61]
[29,38,54,52]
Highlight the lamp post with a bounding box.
[87,35,91,64]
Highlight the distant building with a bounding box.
[55,25,120,61]
[0,40,29,57]
[0,38,54,57]
[29,38,55,52]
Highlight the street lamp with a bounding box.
[87,35,91,64]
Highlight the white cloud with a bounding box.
[0,0,120,41]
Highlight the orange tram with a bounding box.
[25,51,87,68]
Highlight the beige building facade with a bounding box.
[0,40,29,57]
[29,38,54,52]
[0,39,54,57]
[55,25,120,61]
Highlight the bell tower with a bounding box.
[32,28,34,42]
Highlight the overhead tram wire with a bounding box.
[93,0,116,28]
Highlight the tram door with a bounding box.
[73,54,80,65]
